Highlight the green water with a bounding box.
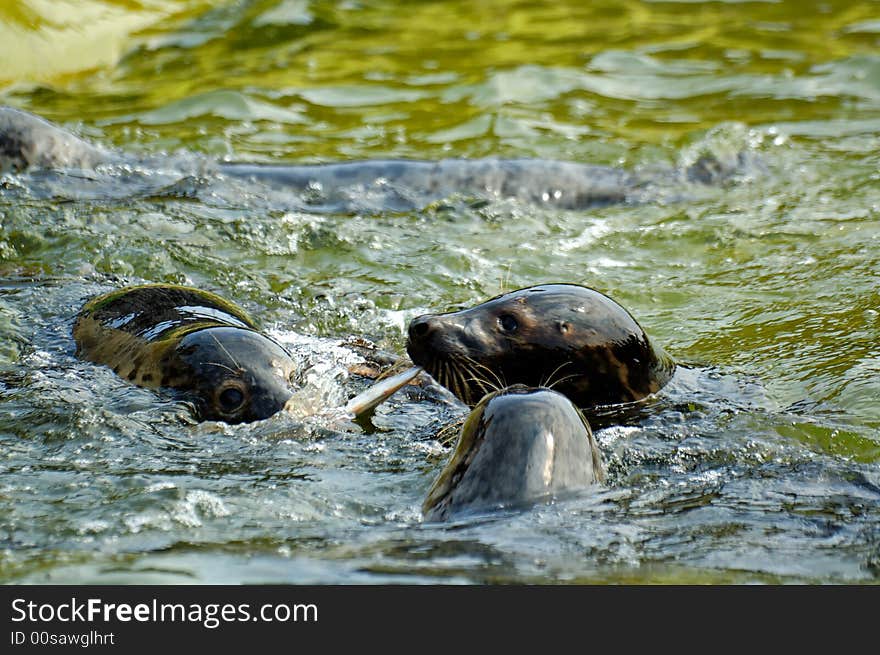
[1,0,879,583]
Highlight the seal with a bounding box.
[422,385,604,521]
[1,107,746,210]
[0,106,117,174]
[73,284,296,423]
[406,284,675,410]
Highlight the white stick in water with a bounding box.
[343,366,423,418]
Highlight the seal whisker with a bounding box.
[443,360,456,394]
[440,358,460,398]
[540,360,574,389]
[204,361,241,375]
[453,358,485,403]
[209,330,242,372]
[424,358,442,387]
[464,357,506,392]
[470,360,507,402]
[441,360,461,400]
[440,360,454,397]
[545,372,582,390]
[436,416,465,447]
[453,361,473,397]
[452,361,473,402]
[465,374,496,398]
[455,359,502,405]
[461,360,496,394]
[425,363,440,390]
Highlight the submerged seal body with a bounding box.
[1,107,743,210]
[422,385,604,521]
[73,284,295,423]
[406,284,675,410]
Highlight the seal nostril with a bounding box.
[409,318,431,339]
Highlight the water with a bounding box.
[1,0,879,583]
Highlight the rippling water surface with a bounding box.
[1,0,879,583]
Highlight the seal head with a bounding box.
[73,284,295,423]
[166,326,296,423]
[407,284,675,409]
[0,106,115,174]
[422,385,604,521]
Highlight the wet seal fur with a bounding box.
[0,107,116,174]
[1,106,747,210]
[73,284,295,423]
[407,284,675,411]
[422,385,604,521]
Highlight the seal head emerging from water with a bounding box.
[422,385,604,521]
[73,284,295,423]
[0,106,116,174]
[407,284,675,410]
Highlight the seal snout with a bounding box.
[406,315,437,370]
[408,314,434,341]
[406,313,445,361]
[406,313,473,367]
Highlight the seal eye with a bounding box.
[497,314,518,333]
[217,385,246,413]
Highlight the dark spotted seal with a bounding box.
[422,385,604,521]
[73,284,296,423]
[406,284,675,410]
